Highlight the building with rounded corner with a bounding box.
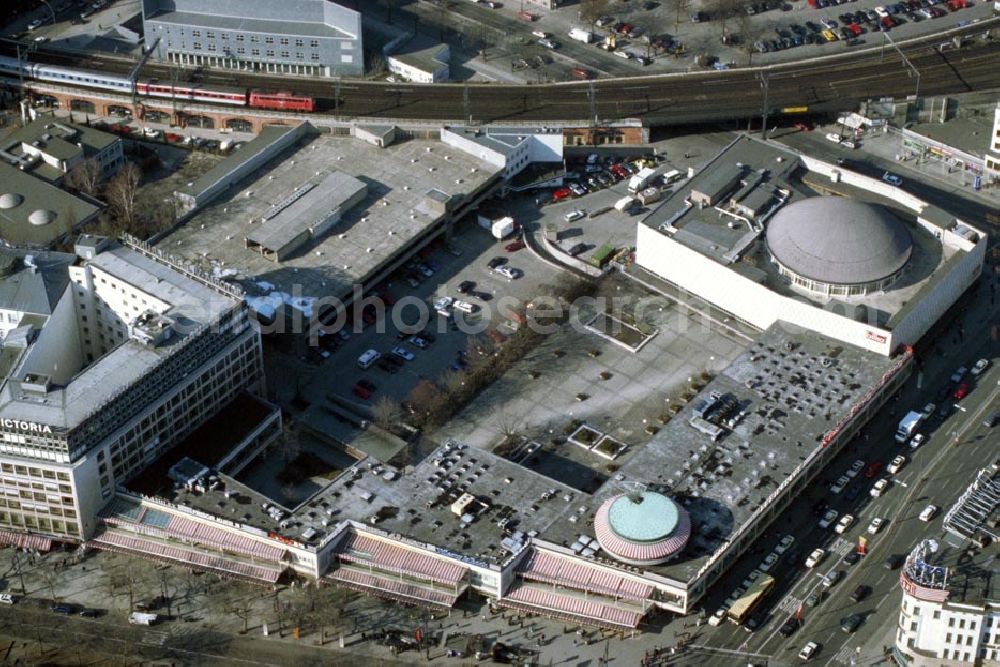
[765,197,913,297]
[594,491,691,567]
[635,135,987,356]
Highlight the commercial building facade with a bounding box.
[0,235,264,546]
[141,0,363,77]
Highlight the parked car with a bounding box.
[505,240,526,252]
[819,509,839,529]
[884,554,904,569]
[850,585,870,602]
[458,280,476,294]
[391,346,415,361]
[882,171,903,186]
[487,256,507,270]
[0,594,17,604]
[887,455,906,474]
[564,210,585,222]
[953,383,970,400]
[779,616,800,637]
[495,265,521,280]
[408,336,430,349]
[798,641,819,661]
[870,478,890,497]
[834,514,855,534]
[841,614,863,633]
[970,358,989,376]
[805,548,826,568]
[919,504,939,522]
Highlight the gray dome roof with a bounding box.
[28,209,56,226]
[766,197,912,285]
[0,193,23,210]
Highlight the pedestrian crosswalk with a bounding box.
[832,644,859,664]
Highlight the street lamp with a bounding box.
[38,0,56,26]
[881,31,920,100]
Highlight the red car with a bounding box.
[505,240,526,252]
[552,187,572,201]
[847,22,862,36]
[794,122,812,132]
[880,15,894,29]
[352,384,371,400]
[864,461,883,479]
[953,383,970,400]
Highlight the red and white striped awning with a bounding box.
[330,565,459,609]
[0,530,53,552]
[594,498,690,565]
[518,549,654,601]
[89,529,282,584]
[337,530,467,586]
[500,582,645,630]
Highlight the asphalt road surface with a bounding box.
[691,272,999,665]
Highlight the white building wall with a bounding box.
[527,133,563,163]
[440,128,507,171]
[18,288,83,386]
[889,231,986,349]
[897,592,1000,664]
[634,223,895,355]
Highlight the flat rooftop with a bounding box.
[0,164,100,247]
[640,135,964,329]
[589,323,894,583]
[915,540,1000,606]
[390,41,448,74]
[446,126,561,157]
[145,10,357,39]
[160,134,500,302]
[159,322,895,575]
[0,242,237,431]
[904,116,996,159]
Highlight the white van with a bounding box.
[357,349,381,369]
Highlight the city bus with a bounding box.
[727,574,776,625]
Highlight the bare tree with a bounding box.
[707,0,742,40]
[40,565,62,603]
[580,0,612,25]
[65,158,102,196]
[493,407,521,443]
[736,15,764,65]
[372,396,402,431]
[105,162,142,229]
[663,0,692,30]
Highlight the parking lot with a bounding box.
[296,217,569,413]
[397,0,995,83]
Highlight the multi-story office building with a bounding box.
[0,236,263,548]
[895,465,1000,665]
[141,0,363,78]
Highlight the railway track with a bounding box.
[2,22,999,125]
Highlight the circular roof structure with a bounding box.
[28,209,56,226]
[0,193,23,210]
[594,491,691,566]
[765,197,912,286]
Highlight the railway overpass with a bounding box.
[2,19,999,128]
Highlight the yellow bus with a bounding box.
[728,574,776,625]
